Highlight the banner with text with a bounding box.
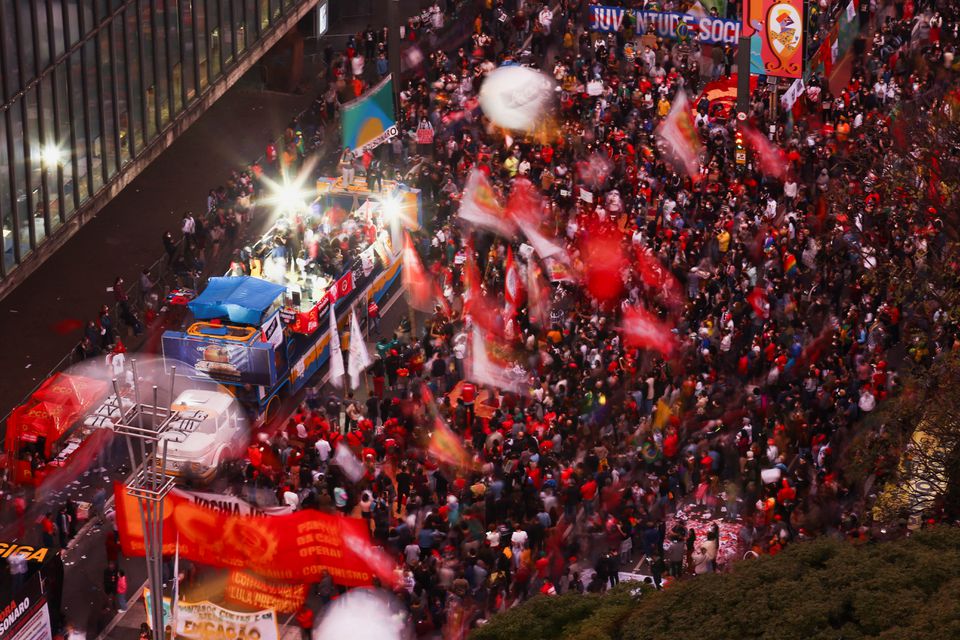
[115,483,395,586]
[143,590,279,640]
[225,571,308,613]
[589,6,741,45]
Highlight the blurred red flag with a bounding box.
[403,232,439,312]
[742,126,787,180]
[459,168,514,236]
[621,306,677,357]
[580,224,625,304]
[504,246,524,319]
[526,258,551,326]
[747,286,770,319]
[635,248,684,311]
[507,178,569,263]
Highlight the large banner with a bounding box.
[115,483,395,586]
[143,590,279,640]
[589,6,741,45]
[743,0,804,78]
[341,75,398,152]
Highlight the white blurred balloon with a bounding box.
[479,65,556,132]
[313,589,408,640]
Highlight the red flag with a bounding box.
[742,126,787,180]
[458,168,515,236]
[655,92,702,178]
[428,415,473,469]
[526,258,551,326]
[635,249,684,310]
[507,178,569,263]
[580,224,625,304]
[462,244,482,318]
[402,232,438,312]
[504,246,524,319]
[621,306,677,357]
[747,286,770,319]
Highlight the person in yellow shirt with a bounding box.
[503,152,519,178]
[717,228,731,253]
[657,96,671,117]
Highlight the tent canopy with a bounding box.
[188,276,286,325]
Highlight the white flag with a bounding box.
[348,309,372,389]
[328,304,345,387]
[333,443,365,483]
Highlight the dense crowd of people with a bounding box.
[200,0,960,636]
[10,0,960,637]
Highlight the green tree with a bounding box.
[470,528,960,640]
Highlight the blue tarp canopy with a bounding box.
[188,276,286,325]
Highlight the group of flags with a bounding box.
[655,90,788,181]
[327,303,372,391]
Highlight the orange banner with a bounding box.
[225,571,308,613]
[744,0,804,79]
[114,483,396,587]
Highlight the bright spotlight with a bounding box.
[267,180,310,216]
[381,196,402,223]
[40,142,63,167]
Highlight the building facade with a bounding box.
[0,0,318,294]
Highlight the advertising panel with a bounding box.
[0,572,51,640]
[161,334,275,386]
[143,590,279,640]
[743,0,804,78]
[341,75,398,152]
[115,483,395,586]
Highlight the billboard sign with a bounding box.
[161,334,276,386]
[588,6,741,45]
[743,0,804,78]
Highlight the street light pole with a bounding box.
[93,361,191,639]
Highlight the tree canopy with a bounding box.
[470,528,960,640]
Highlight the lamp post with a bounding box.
[92,361,194,638]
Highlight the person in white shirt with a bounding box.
[538,7,553,32]
[315,437,331,463]
[283,488,300,510]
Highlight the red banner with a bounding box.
[328,271,354,302]
[114,483,396,587]
[225,571,308,613]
